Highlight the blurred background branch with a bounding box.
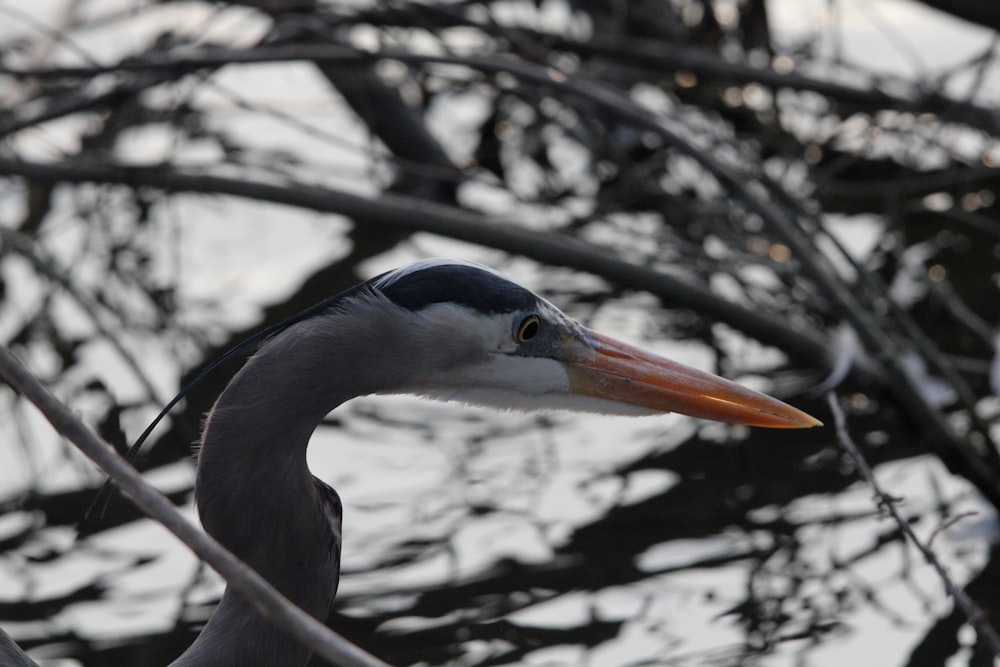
[1,0,998,664]
[826,392,1000,658]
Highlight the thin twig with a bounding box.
[0,343,390,667]
[9,43,995,500]
[0,228,173,429]
[1,37,997,133]
[825,392,1000,657]
[0,156,834,376]
[3,42,996,502]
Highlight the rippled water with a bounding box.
[1,1,998,665]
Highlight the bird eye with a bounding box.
[516,314,540,343]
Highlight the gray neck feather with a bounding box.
[0,628,38,667]
[171,296,413,666]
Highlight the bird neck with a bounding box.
[175,316,375,666]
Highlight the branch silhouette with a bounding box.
[0,343,390,667]
[826,392,1000,657]
[2,39,998,507]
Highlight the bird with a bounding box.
[0,258,820,666]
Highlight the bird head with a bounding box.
[365,259,820,428]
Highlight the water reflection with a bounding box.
[0,260,995,666]
[1,0,999,664]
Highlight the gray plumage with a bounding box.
[174,267,548,665]
[0,628,39,667]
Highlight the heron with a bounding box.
[1,258,820,666]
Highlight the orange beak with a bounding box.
[563,330,822,428]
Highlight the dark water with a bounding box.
[1,247,993,667]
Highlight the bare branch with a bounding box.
[0,228,172,426]
[2,38,996,133]
[912,0,1000,32]
[825,392,1000,657]
[0,156,834,375]
[0,343,389,667]
[2,39,996,506]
